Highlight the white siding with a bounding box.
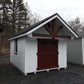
[10,40,14,63]
[25,38,67,74]
[67,39,83,65]
[82,37,84,65]
[10,37,26,73]
[25,38,37,73]
[58,39,67,68]
[10,36,67,74]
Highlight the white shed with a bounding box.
[9,13,78,75]
[67,37,84,65]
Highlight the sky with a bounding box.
[24,0,84,22]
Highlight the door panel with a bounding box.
[37,39,58,70]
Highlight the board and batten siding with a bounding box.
[67,39,83,65]
[10,37,26,73]
[82,37,84,65]
[25,38,67,74]
[58,39,67,68]
[25,38,37,73]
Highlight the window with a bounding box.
[14,39,18,54]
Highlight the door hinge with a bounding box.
[36,67,38,70]
[37,53,38,55]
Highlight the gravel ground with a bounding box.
[0,55,9,64]
[0,63,84,84]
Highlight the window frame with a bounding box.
[14,38,18,55]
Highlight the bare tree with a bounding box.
[68,17,84,37]
[0,0,35,54]
[30,13,42,25]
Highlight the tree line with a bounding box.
[0,0,40,54]
[0,0,84,55]
[68,17,84,37]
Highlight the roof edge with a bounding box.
[9,13,58,40]
[9,33,27,40]
[9,13,79,40]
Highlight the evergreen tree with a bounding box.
[0,0,11,53]
[0,0,33,54]
[9,0,32,34]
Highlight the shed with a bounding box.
[67,37,84,65]
[9,13,78,75]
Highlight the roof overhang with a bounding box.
[9,13,79,40]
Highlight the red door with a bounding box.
[37,39,58,70]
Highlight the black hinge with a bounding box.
[36,67,38,70]
[58,52,59,55]
[37,53,38,56]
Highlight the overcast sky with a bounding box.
[24,0,84,22]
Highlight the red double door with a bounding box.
[37,39,58,70]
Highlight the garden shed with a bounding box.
[9,13,78,75]
[67,37,84,65]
